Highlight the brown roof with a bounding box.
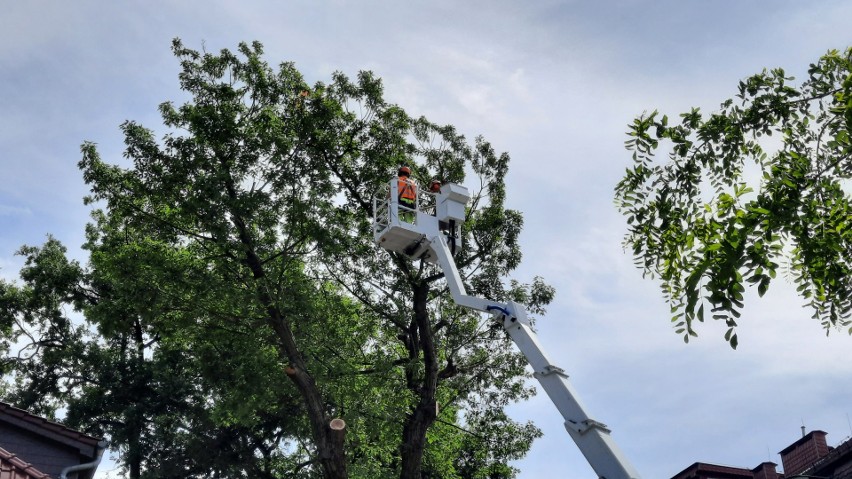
[671,462,757,478]
[0,402,101,456]
[0,447,50,479]
[799,434,852,476]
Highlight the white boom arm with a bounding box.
[372,179,640,478]
[430,234,642,479]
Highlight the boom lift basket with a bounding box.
[372,179,469,263]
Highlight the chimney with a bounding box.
[752,462,779,479]
[779,430,830,476]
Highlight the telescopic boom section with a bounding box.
[373,179,641,479]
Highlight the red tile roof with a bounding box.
[0,447,50,479]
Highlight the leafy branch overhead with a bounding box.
[616,47,852,348]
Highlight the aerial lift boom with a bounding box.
[373,179,642,479]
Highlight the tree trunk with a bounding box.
[247,258,349,479]
[128,324,145,479]
[224,166,348,478]
[128,439,141,479]
[399,282,439,479]
[277,324,349,479]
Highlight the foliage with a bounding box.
[0,39,553,479]
[616,47,852,348]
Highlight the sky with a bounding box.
[1,1,851,478]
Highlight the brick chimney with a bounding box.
[752,461,779,479]
[779,430,830,476]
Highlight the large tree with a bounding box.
[1,39,551,479]
[615,47,852,348]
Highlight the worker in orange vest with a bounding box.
[397,166,417,211]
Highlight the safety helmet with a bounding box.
[429,179,442,192]
[398,166,411,176]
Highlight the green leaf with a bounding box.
[617,46,852,347]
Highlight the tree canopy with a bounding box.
[0,39,553,479]
[616,47,852,348]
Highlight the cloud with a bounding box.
[0,205,32,217]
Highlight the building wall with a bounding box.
[752,461,780,479]
[780,431,830,476]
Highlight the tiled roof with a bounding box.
[0,447,50,479]
[800,435,852,476]
[671,461,757,478]
[0,402,101,453]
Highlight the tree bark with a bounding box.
[399,282,439,479]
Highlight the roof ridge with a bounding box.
[0,401,101,446]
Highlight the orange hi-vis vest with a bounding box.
[398,177,417,204]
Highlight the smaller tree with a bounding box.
[0,231,320,479]
[616,47,852,348]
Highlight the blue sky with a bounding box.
[2,1,851,478]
